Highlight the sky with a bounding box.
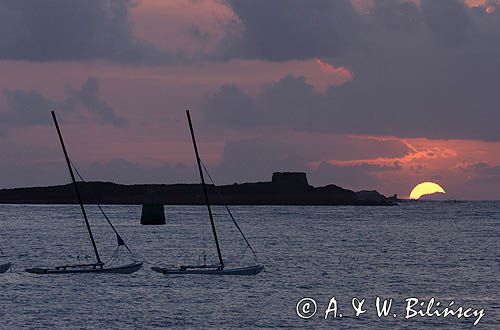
[1,0,500,200]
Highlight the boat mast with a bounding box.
[186,110,224,269]
[51,111,102,265]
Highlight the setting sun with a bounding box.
[409,182,446,200]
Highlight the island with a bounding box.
[0,172,397,206]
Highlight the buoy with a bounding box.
[140,203,165,225]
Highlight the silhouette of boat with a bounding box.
[151,111,263,276]
[26,111,142,275]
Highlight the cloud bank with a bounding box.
[2,78,126,130]
[0,0,178,63]
[201,1,500,141]
[219,0,361,61]
[201,72,500,141]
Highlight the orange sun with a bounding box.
[409,182,446,200]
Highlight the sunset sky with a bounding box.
[1,0,500,199]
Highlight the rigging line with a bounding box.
[238,244,249,262]
[103,245,121,266]
[200,160,258,259]
[71,163,132,254]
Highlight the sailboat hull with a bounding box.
[25,261,143,275]
[151,264,263,276]
[0,262,10,274]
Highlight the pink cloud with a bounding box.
[312,58,354,92]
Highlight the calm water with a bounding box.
[0,202,498,329]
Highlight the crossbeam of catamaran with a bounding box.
[25,111,142,275]
[151,110,263,276]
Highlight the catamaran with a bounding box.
[25,111,142,275]
[151,110,263,276]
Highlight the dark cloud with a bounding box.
[421,0,472,47]
[220,0,480,61]
[0,0,177,63]
[67,136,403,188]
[203,1,500,141]
[84,158,196,184]
[211,139,309,183]
[1,78,126,130]
[202,61,500,140]
[202,84,256,128]
[205,137,409,185]
[3,89,55,126]
[461,162,500,185]
[0,158,197,188]
[309,161,401,190]
[63,78,127,127]
[202,75,326,131]
[219,0,360,61]
[0,152,397,191]
[436,161,500,199]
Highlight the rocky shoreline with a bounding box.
[0,172,397,206]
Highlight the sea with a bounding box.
[0,202,498,329]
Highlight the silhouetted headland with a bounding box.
[0,172,397,206]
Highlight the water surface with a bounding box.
[0,202,498,329]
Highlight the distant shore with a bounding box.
[0,172,397,206]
